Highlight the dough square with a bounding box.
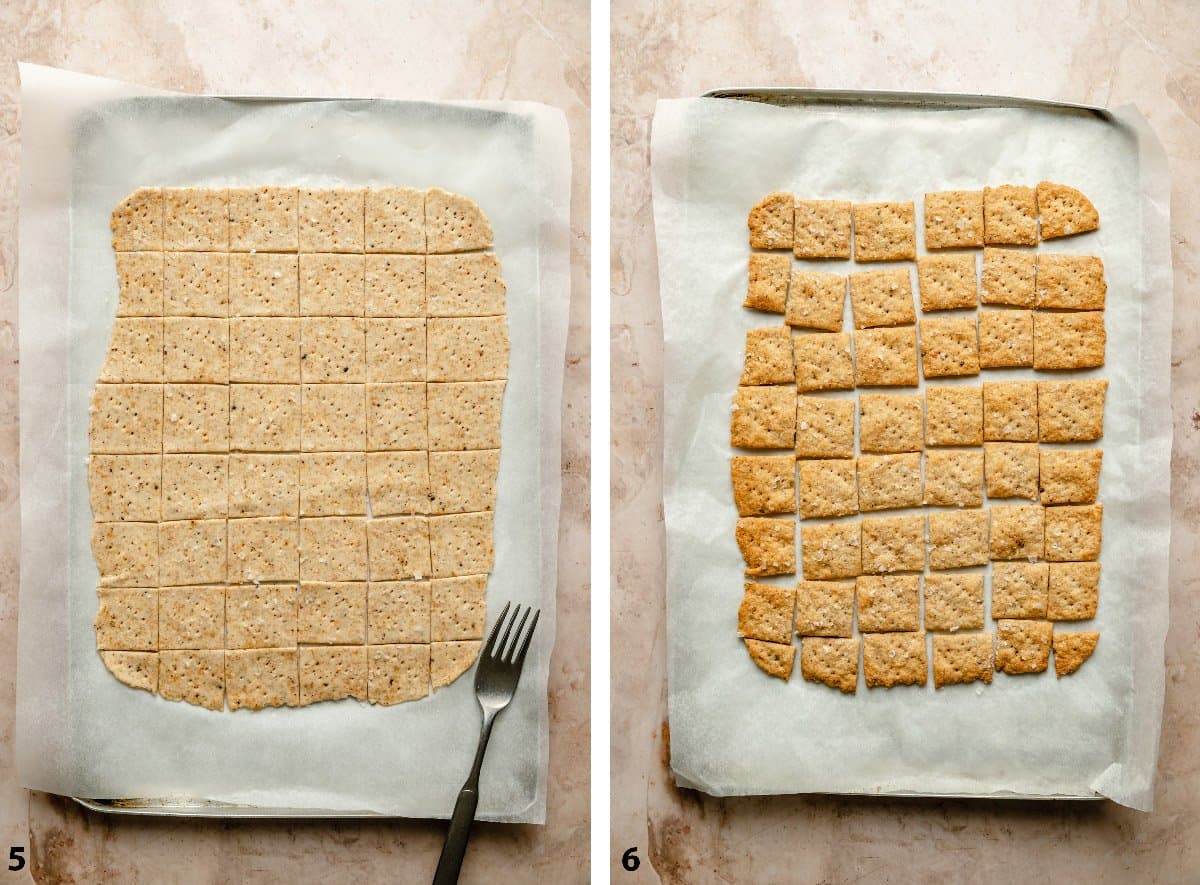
[430,512,495,579]
[111,187,163,252]
[983,381,1038,442]
[367,382,427,451]
[366,254,426,318]
[731,454,797,518]
[917,254,977,312]
[229,317,301,383]
[731,385,797,450]
[299,645,368,704]
[228,186,298,252]
[428,316,509,382]
[924,573,985,631]
[367,318,427,382]
[158,585,225,650]
[299,253,366,317]
[368,580,431,644]
[165,252,230,317]
[793,332,855,392]
[432,640,482,689]
[299,187,365,253]
[368,643,430,705]
[1037,182,1100,240]
[89,454,162,522]
[427,381,505,451]
[1033,311,1106,370]
[923,190,984,250]
[161,454,227,521]
[989,504,1045,561]
[159,519,227,586]
[163,384,229,453]
[89,384,163,454]
[996,619,1052,675]
[92,522,159,587]
[163,317,228,384]
[793,199,852,259]
[300,317,366,383]
[862,632,927,688]
[737,581,796,643]
[302,383,367,452]
[1040,448,1103,505]
[984,442,1040,500]
[983,185,1037,246]
[1037,380,1108,442]
[856,575,920,632]
[981,248,1037,307]
[163,188,228,251]
[794,580,854,638]
[230,383,301,452]
[857,453,922,512]
[861,515,925,575]
[924,385,983,447]
[748,192,794,249]
[1036,254,1106,309]
[299,516,369,582]
[431,574,487,641]
[978,309,1034,368]
[923,449,983,507]
[95,588,158,651]
[800,521,861,580]
[298,581,368,644]
[795,396,855,459]
[932,633,994,688]
[101,651,159,694]
[226,648,300,710]
[425,188,494,253]
[426,254,506,317]
[798,458,858,519]
[429,450,500,514]
[99,318,163,383]
[369,451,433,516]
[1048,561,1101,620]
[159,649,225,710]
[1044,504,1103,562]
[367,516,432,581]
[740,327,795,386]
[299,452,367,516]
[228,454,299,517]
[115,251,165,317]
[366,186,425,253]
[849,268,915,329]
[1053,631,1100,679]
[919,316,979,378]
[992,561,1049,619]
[859,394,923,454]
[744,253,789,313]
[228,516,300,583]
[852,202,916,262]
[927,509,989,570]
[786,270,845,332]
[853,327,919,388]
[736,517,796,577]
[230,253,299,317]
[800,636,860,693]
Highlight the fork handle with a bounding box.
[433,713,496,885]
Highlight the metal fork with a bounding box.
[432,602,540,885]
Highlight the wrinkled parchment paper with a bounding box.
[652,96,1171,810]
[16,64,570,822]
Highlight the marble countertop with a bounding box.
[612,1,1200,881]
[0,1,589,882]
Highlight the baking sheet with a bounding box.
[15,63,571,823]
[652,95,1172,811]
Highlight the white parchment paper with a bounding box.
[16,64,571,822]
[652,96,1171,810]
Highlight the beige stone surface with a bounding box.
[1,0,588,880]
[612,1,1199,881]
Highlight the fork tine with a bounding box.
[513,609,540,667]
[502,607,531,663]
[482,601,511,659]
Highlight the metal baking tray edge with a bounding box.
[72,797,396,819]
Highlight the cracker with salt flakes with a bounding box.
[429,449,501,514]
[984,442,1040,500]
[159,585,225,651]
[856,453,922,512]
[366,186,425,253]
[983,184,1037,245]
[737,582,796,644]
[426,187,494,253]
[795,396,855,460]
[299,516,369,582]
[793,332,855,392]
[800,636,859,693]
[988,504,1045,562]
[927,509,988,570]
[298,581,368,645]
[1033,311,1106,370]
[992,562,1049,619]
[924,573,985,632]
[797,458,858,519]
[229,318,300,383]
[924,384,982,447]
[977,309,1033,369]
[164,187,228,251]
[933,633,994,688]
[983,381,1038,443]
[996,619,1052,675]
[849,268,915,329]
[1047,561,1101,621]
[852,202,915,261]
[745,253,790,314]
[736,517,796,578]
[731,454,796,517]
[923,449,983,508]
[980,247,1036,307]
[860,515,925,575]
[1037,181,1099,240]
[428,316,510,382]
[862,631,927,688]
[95,588,158,652]
[1037,380,1107,443]
[165,252,230,317]
[859,393,923,454]
[92,522,159,588]
[793,200,852,259]
[115,251,165,317]
[748,192,794,250]
[919,316,980,378]
[923,190,984,249]
[430,512,496,579]
[164,318,228,384]
[1036,253,1106,310]
[368,451,432,516]
[786,270,845,331]
[731,385,797,450]
[1044,504,1103,562]
[794,580,855,638]
[916,253,977,312]
[854,327,919,388]
[801,521,861,580]
[746,639,796,681]
[230,252,299,317]
[159,650,225,710]
[228,516,300,584]
[1039,449,1103,505]
[856,575,920,633]
[1053,631,1099,678]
